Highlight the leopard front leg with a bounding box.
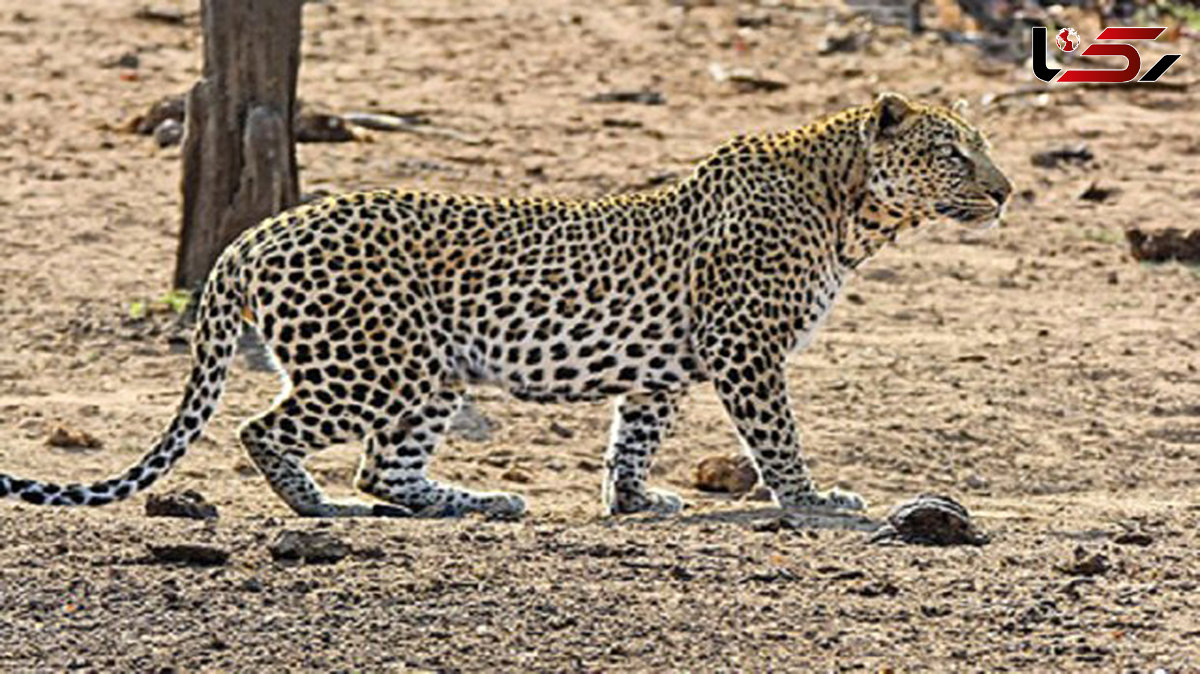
[602,390,685,516]
[702,340,865,512]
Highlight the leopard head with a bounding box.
[857,93,1012,232]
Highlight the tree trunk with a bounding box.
[175,0,302,292]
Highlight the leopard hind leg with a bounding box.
[355,389,526,519]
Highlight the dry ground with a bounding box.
[0,0,1197,670]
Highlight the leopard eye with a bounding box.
[942,145,970,165]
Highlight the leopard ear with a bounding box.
[952,98,969,116]
[866,92,913,142]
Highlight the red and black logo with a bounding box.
[1033,26,1181,84]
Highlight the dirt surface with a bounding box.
[1,0,1198,670]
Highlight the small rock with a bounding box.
[145,490,218,520]
[45,425,103,450]
[1030,144,1094,169]
[1059,546,1110,577]
[1113,530,1153,547]
[130,94,185,135]
[869,493,988,546]
[500,467,533,484]
[602,117,644,129]
[584,90,666,105]
[148,543,229,566]
[694,455,758,494]
[1080,182,1120,203]
[1126,227,1200,263]
[153,118,183,148]
[269,530,350,564]
[295,112,356,143]
[238,577,264,592]
[1106,270,1119,285]
[734,13,771,28]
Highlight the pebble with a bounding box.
[154,118,183,148]
[1113,530,1153,547]
[145,490,219,520]
[269,530,351,564]
[45,425,103,450]
[1059,546,1110,577]
[693,454,758,494]
[148,543,230,566]
[869,493,989,546]
[500,467,533,484]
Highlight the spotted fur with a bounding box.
[0,94,1011,518]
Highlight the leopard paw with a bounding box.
[482,492,527,520]
[606,488,684,516]
[413,491,527,519]
[783,487,867,512]
[298,499,409,518]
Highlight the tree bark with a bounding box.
[175,0,302,291]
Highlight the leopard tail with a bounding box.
[0,248,246,507]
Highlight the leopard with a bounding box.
[0,93,1012,519]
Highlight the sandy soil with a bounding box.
[0,0,1198,670]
